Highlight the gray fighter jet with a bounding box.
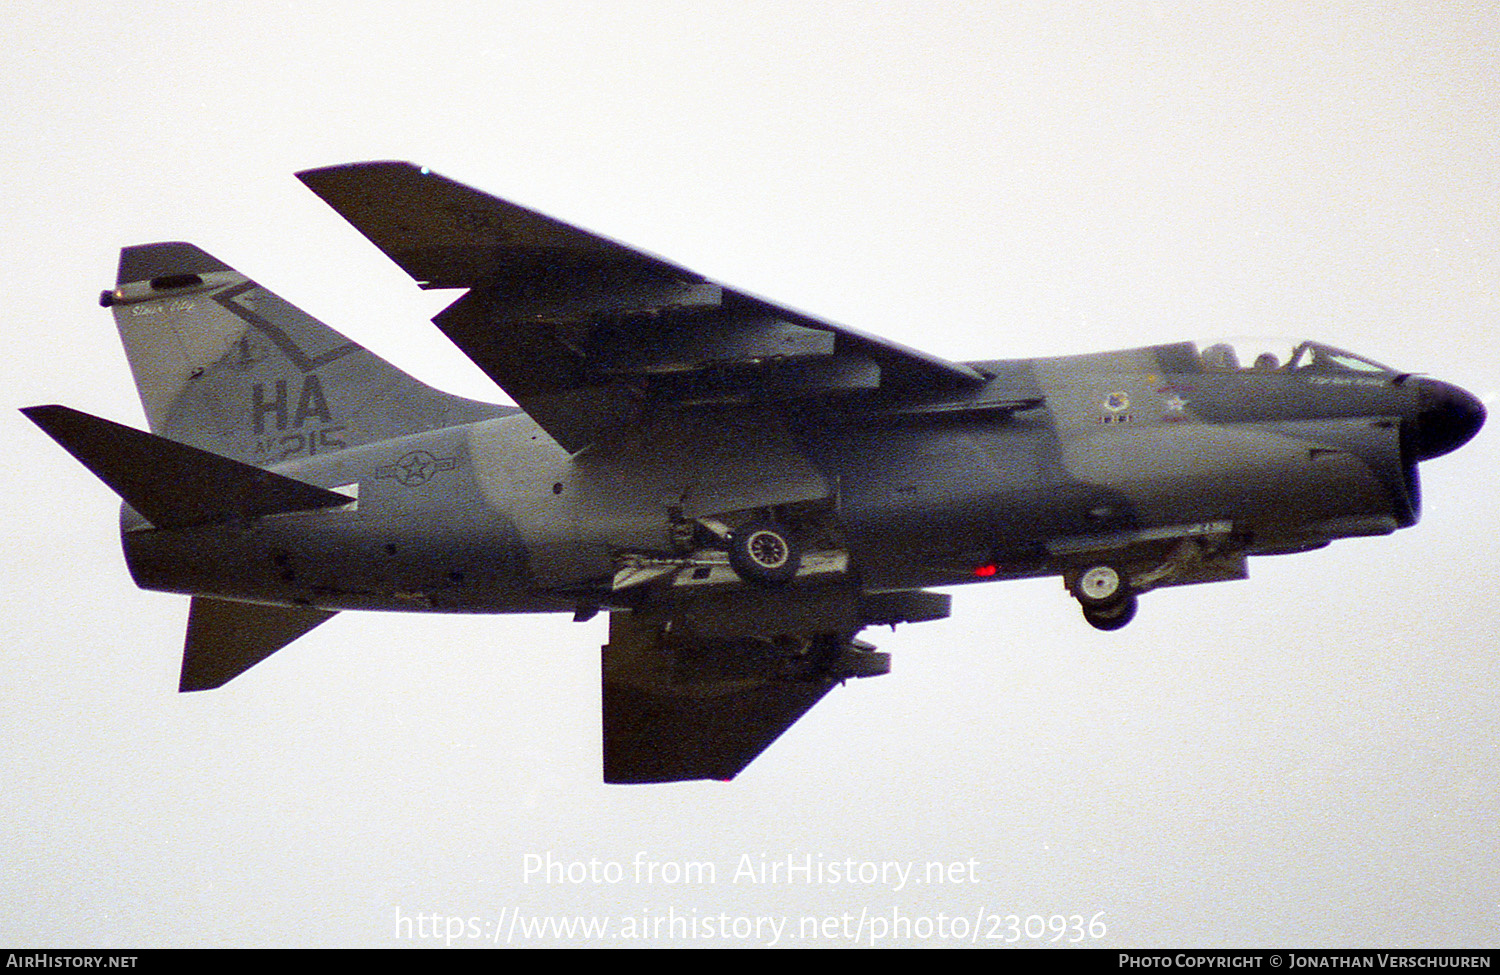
[23,163,1485,783]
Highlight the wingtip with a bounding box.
[295,160,426,186]
[19,403,69,429]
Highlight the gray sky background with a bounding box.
[1,1,1496,948]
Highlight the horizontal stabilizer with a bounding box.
[21,405,352,529]
[182,597,336,691]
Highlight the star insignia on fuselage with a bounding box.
[374,450,460,486]
[399,452,436,483]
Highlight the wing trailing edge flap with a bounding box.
[432,291,880,451]
[181,597,336,691]
[297,161,987,453]
[21,405,352,529]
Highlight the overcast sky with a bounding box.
[2,1,1496,948]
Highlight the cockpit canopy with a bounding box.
[1196,338,1397,375]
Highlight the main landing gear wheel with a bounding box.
[728,519,801,586]
[1082,592,1137,631]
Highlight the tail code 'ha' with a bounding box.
[104,242,506,465]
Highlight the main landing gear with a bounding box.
[727,519,802,586]
[1072,563,1138,631]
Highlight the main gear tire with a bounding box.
[728,520,801,586]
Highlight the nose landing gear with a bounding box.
[1071,563,1138,631]
[1081,592,1137,631]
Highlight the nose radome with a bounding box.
[1412,378,1486,461]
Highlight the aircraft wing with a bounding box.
[601,610,886,784]
[297,162,986,451]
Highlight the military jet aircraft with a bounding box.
[22,163,1485,783]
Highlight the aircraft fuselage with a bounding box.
[122,340,1472,618]
[26,163,1485,780]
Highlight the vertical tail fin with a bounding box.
[104,242,506,464]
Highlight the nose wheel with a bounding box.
[1071,563,1138,630]
[1081,592,1137,631]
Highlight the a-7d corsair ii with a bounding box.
[24,163,1485,783]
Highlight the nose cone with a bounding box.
[1412,378,1486,461]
